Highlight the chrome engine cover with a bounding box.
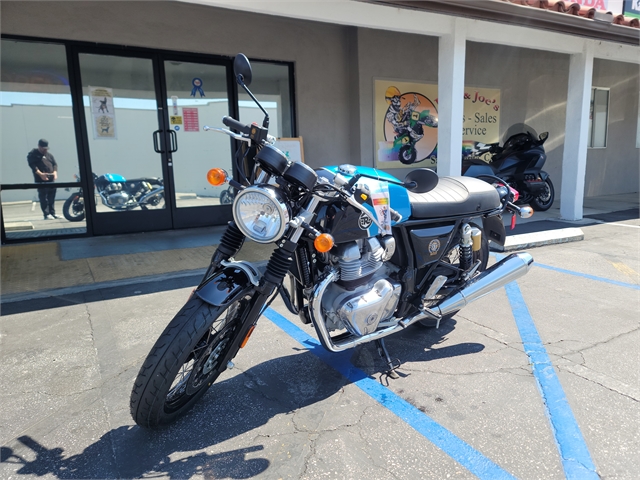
[337,279,401,336]
[320,236,401,337]
[107,191,130,206]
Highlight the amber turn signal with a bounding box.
[314,233,334,253]
[207,168,228,186]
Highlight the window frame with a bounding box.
[588,86,610,149]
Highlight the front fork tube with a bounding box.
[217,240,298,368]
[201,222,246,286]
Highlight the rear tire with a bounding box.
[398,145,417,165]
[418,223,489,328]
[62,193,85,222]
[130,296,246,428]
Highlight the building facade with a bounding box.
[1,0,638,242]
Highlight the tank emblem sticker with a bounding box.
[428,239,441,256]
[358,213,373,230]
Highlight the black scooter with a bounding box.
[462,124,554,211]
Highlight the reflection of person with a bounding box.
[27,139,58,219]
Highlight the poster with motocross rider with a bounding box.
[374,79,500,169]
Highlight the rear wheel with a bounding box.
[530,177,554,211]
[398,145,417,165]
[130,296,246,428]
[418,223,489,328]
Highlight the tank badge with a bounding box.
[428,239,441,256]
[358,213,373,230]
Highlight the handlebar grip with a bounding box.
[222,116,250,135]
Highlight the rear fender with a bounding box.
[196,261,260,307]
[483,215,506,246]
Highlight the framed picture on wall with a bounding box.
[274,137,305,163]
[374,78,501,170]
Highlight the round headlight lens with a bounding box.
[233,186,290,243]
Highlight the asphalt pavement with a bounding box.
[0,197,638,479]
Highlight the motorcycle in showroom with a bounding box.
[63,173,165,221]
[462,124,554,211]
[130,54,535,428]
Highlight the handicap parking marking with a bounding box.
[534,262,640,290]
[504,281,598,479]
[263,307,517,480]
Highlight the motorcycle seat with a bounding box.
[408,176,500,219]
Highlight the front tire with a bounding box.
[530,177,554,211]
[130,297,246,428]
[62,193,85,222]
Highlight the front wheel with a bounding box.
[530,177,555,211]
[62,193,85,222]
[130,296,246,428]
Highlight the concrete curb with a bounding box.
[493,227,585,252]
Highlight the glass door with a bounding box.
[161,58,234,228]
[78,51,172,235]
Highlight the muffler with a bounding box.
[435,252,534,316]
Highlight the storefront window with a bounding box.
[238,61,293,138]
[1,39,86,239]
[588,87,609,148]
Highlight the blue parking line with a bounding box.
[504,282,598,479]
[534,263,640,290]
[263,307,516,480]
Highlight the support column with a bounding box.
[437,18,466,177]
[560,43,594,220]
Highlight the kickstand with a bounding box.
[376,338,401,379]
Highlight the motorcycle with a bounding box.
[63,173,164,221]
[390,94,438,165]
[462,124,554,211]
[130,54,535,429]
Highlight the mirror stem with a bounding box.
[238,78,270,129]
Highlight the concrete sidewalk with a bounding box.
[1,193,637,304]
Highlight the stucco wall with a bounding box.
[585,59,640,197]
[465,42,571,200]
[3,1,638,204]
[1,0,354,170]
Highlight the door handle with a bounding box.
[152,130,165,153]
[168,129,178,153]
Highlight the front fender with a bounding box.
[196,265,256,307]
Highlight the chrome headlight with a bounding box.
[233,185,290,243]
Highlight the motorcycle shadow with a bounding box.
[0,322,482,479]
[350,318,485,380]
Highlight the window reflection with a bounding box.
[1,39,84,239]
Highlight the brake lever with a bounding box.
[203,126,250,143]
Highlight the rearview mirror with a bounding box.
[404,168,439,194]
[539,132,549,142]
[233,54,252,86]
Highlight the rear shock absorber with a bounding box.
[459,223,473,271]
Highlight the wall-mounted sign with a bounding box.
[89,86,116,139]
[182,107,199,132]
[374,79,501,169]
[623,0,640,18]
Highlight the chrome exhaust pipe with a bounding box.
[436,252,534,317]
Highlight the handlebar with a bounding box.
[222,116,251,135]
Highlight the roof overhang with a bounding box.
[371,0,639,46]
